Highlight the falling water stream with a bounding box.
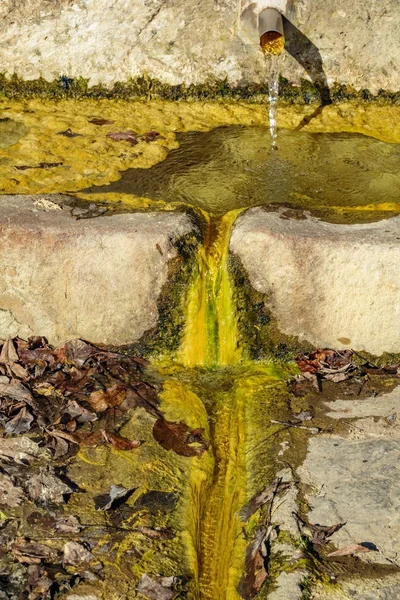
[266,54,280,149]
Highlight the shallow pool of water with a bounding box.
[87,126,400,219]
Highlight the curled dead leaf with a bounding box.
[88,385,127,412]
[327,543,375,558]
[101,430,142,451]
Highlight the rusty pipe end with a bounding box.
[259,8,284,55]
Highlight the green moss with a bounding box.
[122,217,203,359]
[0,72,399,104]
[230,254,314,362]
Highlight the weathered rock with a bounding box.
[0,195,195,345]
[0,0,399,93]
[298,436,400,560]
[298,387,400,598]
[230,207,400,355]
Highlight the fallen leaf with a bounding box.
[137,574,174,600]
[106,130,138,145]
[292,410,313,422]
[0,339,19,365]
[63,541,94,565]
[57,128,81,137]
[5,406,34,434]
[239,527,268,598]
[10,362,30,380]
[324,372,349,383]
[64,399,97,423]
[101,430,142,451]
[55,514,82,534]
[95,484,136,511]
[0,472,25,507]
[0,436,41,463]
[12,538,58,564]
[25,468,74,504]
[240,479,291,521]
[327,543,373,558]
[152,419,209,457]
[15,162,63,170]
[142,131,160,143]
[88,385,127,412]
[89,117,115,126]
[294,513,346,546]
[0,380,37,409]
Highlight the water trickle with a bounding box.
[179,210,243,368]
[266,53,280,149]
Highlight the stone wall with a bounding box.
[0,0,399,93]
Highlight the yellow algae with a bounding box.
[179,210,243,368]
[1,99,400,196]
[76,191,178,212]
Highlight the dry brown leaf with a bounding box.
[0,339,19,365]
[12,538,57,564]
[88,385,127,412]
[63,541,94,565]
[327,544,372,558]
[0,436,41,463]
[0,472,25,506]
[25,468,74,504]
[5,406,34,435]
[239,527,268,598]
[101,430,142,451]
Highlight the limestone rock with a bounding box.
[0,195,195,346]
[230,207,400,355]
[0,0,399,92]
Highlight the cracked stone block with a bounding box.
[230,207,400,356]
[0,195,195,346]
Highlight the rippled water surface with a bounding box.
[90,126,400,218]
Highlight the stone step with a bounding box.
[0,195,195,346]
[230,207,400,356]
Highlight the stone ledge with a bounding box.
[0,195,195,346]
[230,207,400,355]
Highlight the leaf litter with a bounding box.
[0,336,187,599]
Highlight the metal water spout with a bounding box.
[259,8,284,55]
[239,1,288,55]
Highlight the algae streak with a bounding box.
[179,210,243,367]
[157,363,292,600]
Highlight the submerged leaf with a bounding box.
[152,419,209,457]
[89,117,115,126]
[106,130,138,145]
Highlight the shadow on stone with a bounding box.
[283,17,331,129]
